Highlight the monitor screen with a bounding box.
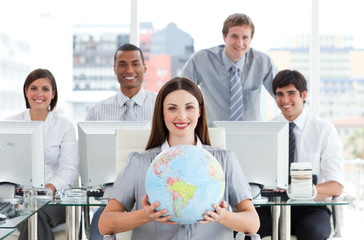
[78,121,151,188]
[0,121,45,188]
[212,121,289,189]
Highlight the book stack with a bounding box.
[290,162,313,198]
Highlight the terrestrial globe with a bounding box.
[145,145,225,224]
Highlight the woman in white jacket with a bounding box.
[8,68,78,240]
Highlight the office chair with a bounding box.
[115,128,151,175]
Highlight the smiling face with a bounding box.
[223,25,252,63]
[163,90,201,146]
[114,50,146,98]
[275,84,307,121]
[25,78,55,112]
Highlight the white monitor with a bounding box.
[78,121,151,188]
[0,121,45,188]
[212,121,289,189]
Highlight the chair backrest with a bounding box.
[115,128,151,174]
[209,127,226,149]
[115,127,226,174]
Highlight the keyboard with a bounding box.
[87,189,104,198]
[0,202,12,214]
[261,189,289,200]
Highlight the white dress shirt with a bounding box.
[272,107,344,186]
[85,87,156,121]
[8,110,79,191]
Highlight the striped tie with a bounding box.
[124,99,137,121]
[229,64,243,121]
[289,122,296,178]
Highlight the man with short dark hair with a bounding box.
[182,13,278,125]
[257,69,344,240]
[87,44,156,239]
[86,43,156,121]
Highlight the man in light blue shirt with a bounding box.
[182,13,278,125]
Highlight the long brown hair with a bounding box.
[146,77,211,150]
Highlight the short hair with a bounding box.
[146,77,211,150]
[23,68,58,111]
[113,43,145,66]
[272,69,308,98]
[222,13,255,39]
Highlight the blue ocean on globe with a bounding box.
[145,145,225,224]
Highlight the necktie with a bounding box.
[289,122,296,178]
[229,64,243,121]
[124,99,137,121]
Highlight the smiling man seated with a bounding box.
[255,69,344,240]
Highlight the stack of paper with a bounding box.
[290,162,313,198]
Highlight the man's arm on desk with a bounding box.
[315,181,343,199]
[266,181,343,199]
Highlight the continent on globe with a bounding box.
[145,145,225,224]
[168,177,198,217]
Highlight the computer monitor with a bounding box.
[78,121,151,188]
[212,121,289,189]
[0,121,45,188]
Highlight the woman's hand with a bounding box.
[141,194,177,225]
[199,200,228,224]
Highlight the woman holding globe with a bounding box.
[99,77,259,239]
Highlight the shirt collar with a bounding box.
[293,107,308,131]
[24,109,52,123]
[277,106,308,131]
[117,87,146,107]
[25,109,32,121]
[222,48,245,72]
[161,136,203,151]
